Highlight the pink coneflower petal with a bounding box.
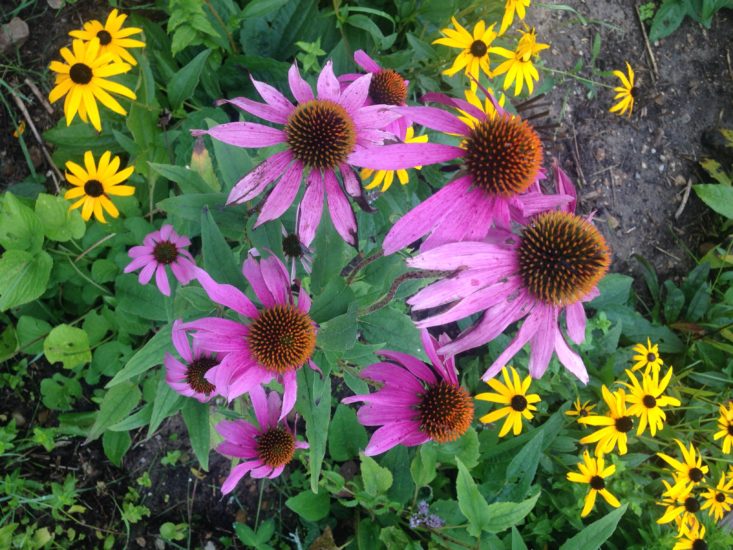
[565,301,587,344]
[515,192,572,219]
[297,286,311,312]
[194,267,259,318]
[269,465,285,478]
[527,306,558,378]
[155,265,171,296]
[160,224,173,240]
[554,161,577,213]
[554,332,589,383]
[353,404,418,425]
[352,104,403,129]
[288,63,313,103]
[124,255,153,273]
[250,76,294,116]
[218,97,289,124]
[378,351,437,385]
[365,421,423,456]
[249,384,270,429]
[414,281,520,327]
[360,362,426,392]
[194,122,285,148]
[339,164,361,197]
[127,246,152,259]
[217,419,259,443]
[316,60,340,101]
[281,369,297,421]
[297,170,325,246]
[260,256,290,305]
[354,49,381,73]
[217,442,259,459]
[172,320,193,363]
[395,106,469,135]
[138,261,156,285]
[251,464,274,479]
[482,311,543,381]
[255,160,304,226]
[222,462,258,495]
[339,73,372,113]
[243,255,275,307]
[420,91,486,121]
[185,318,249,352]
[382,176,471,255]
[349,142,463,171]
[324,169,357,245]
[406,239,513,270]
[170,261,195,285]
[227,151,293,205]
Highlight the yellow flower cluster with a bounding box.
[48,9,144,132]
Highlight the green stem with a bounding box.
[540,66,614,89]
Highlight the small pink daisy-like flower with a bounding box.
[165,320,221,403]
[342,330,474,456]
[124,224,197,296]
[405,166,610,384]
[193,61,446,247]
[349,91,571,254]
[182,251,318,418]
[216,385,308,494]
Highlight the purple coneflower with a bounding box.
[123,224,197,296]
[349,91,571,254]
[193,60,419,246]
[165,320,220,403]
[342,330,474,455]
[181,251,317,418]
[405,167,610,383]
[216,385,308,494]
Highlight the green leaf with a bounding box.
[34,193,86,242]
[693,184,733,219]
[431,426,480,469]
[43,324,91,369]
[88,382,142,441]
[285,490,331,522]
[328,404,368,461]
[0,249,52,312]
[0,193,43,252]
[149,163,212,194]
[511,526,529,550]
[317,304,358,352]
[297,364,331,492]
[168,50,211,110]
[360,306,425,358]
[115,274,168,321]
[589,273,632,309]
[700,158,731,185]
[482,491,540,533]
[455,457,492,537]
[182,398,210,470]
[147,372,185,438]
[410,444,437,487]
[360,453,393,496]
[91,259,119,284]
[501,431,544,501]
[16,316,51,354]
[0,323,17,361]
[649,0,688,41]
[45,121,119,162]
[242,0,290,18]
[663,280,685,323]
[108,404,153,432]
[106,324,172,387]
[40,374,82,411]
[102,430,131,467]
[559,504,627,550]
[201,208,242,286]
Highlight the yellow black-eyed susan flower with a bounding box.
[566,450,621,517]
[566,398,596,424]
[64,151,134,223]
[713,402,733,454]
[499,0,531,35]
[490,27,549,96]
[456,88,506,129]
[701,473,733,521]
[69,9,144,66]
[433,17,497,90]
[49,39,136,132]
[657,481,701,527]
[609,62,635,117]
[631,337,663,374]
[579,386,634,456]
[623,367,680,436]
[360,127,428,192]
[658,440,709,498]
[673,522,706,550]
[476,366,540,437]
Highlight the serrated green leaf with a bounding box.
[168,50,211,110]
[559,504,627,550]
[360,453,393,496]
[482,491,540,534]
[182,398,210,470]
[88,382,142,441]
[328,404,368,461]
[147,372,185,438]
[106,324,172,387]
[103,430,131,467]
[455,457,491,537]
[0,193,43,252]
[34,193,86,242]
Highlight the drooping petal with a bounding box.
[249,384,269,429]
[365,421,423,456]
[227,151,293,204]
[554,331,589,384]
[354,49,381,73]
[527,306,558,378]
[348,142,463,171]
[565,301,587,345]
[250,75,294,116]
[255,160,304,225]
[396,106,469,135]
[221,462,257,494]
[297,170,324,246]
[324,169,357,246]
[193,267,259,318]
[260,255,291,306]
[171,320,193,363]
[482,308,543,381]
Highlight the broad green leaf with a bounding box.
[512,526,529,550]
[34,193,85,242]
[360,306,425,359]
[16,316,51,354]
[91,259,118,284]
[147,372,185,438]
[297,363,332,492]
[360,453,393,496]
[317,304,358,352]
[559,505,627,550]
[108,404,153,432]
[149,162,212,194]
[88,382,142,441]
[410,444,437,487]
[482,491,540,533]
[328,404,368,461]
[241,0,289,18]
[43,324,91,369]
[44,121,119,165]
[106,324,173,387]
[201,209,242,286]
[693,184,733,219]
[115,274,168,321]
[431,426,480,468]
[0,324,17,361]
[40,374,82,411]
[501,431,544,501]
[0,193,43,252]
[285,490,331,522]
[455,457,492,537]
[700,158,731,185]
[649,0,688,41]
[103,430,131,467]
[182,398,210,470]
[168,50,211,110]
[589,273,632,309]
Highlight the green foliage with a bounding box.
[649,0,733,41]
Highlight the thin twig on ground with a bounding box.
[635,5,659,83]
[10,90,62,192]
[570,124,587,187]
[675,178,693,219]
[654,245,681,261]
[24,78,53,114]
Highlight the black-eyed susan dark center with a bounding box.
[247,305,316,374]
[580,408,590,417]
[84,179,104,197]
[369,69,407,106]
[688,467,704,482]
[518,211,611,306]
[256,427,295,468]
[715,493,726,503]
[642,395,657,408]
[153,241,178,265]
[647,352,657,362]
[684,496,700,513]
[589,475,605,490]
[464,114,543,198]
[417,381,474,443]
[728,423,733,436]
[70,63,93,85]
[282,234,304,259]
[186,356,218,395]
[97,30,112,45]
[691,541,707,550]
[614,416,633,433]
[285,99,356,169]
[511,395,528,412]
[470,40,488,57]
